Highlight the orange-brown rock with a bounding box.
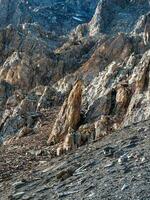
[115,83,131,112]
[135,64,149,94]
[47,80,82,145]
[80,33,132,80]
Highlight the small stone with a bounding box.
[58,190,79,197]
[118,154,128,165]
[114,149,125,158]
[28,150,42,156]
[35,186,49,193]
[104,161,114,168]
[121,184,129,191]
[56,168,75,181]
[12,192,25,199]
[42,167,52,173]
[125,142,136,148]
[22,195,32,200]
[137,173,142,178]
[141,157,146,163]
[127,153,134,160]
[39,161,48,165]
[12,181,26,189]
[138,127,146,132]
[88,192,95,197]
[103,147,115,157]
[122,166,131,174]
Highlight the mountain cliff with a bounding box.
[0,1,150,199]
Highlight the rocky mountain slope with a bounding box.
[1,119,150,200]
[0,0,150,199]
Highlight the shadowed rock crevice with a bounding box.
[108,89,117,116]
[142,62,150,92]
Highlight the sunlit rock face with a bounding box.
[71,0,150,38]
[0,0,150,146]
[47,80,82,145]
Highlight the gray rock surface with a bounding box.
[0,1,150,199]
[0,0,98,34]
[0,119,150,200]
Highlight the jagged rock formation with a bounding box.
[47,80,82,146]
[0,0,98,34]
[0,1,150,199]
[0,0,149,151]
[47,0,150,153]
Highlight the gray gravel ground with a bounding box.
[0,120,150,200]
